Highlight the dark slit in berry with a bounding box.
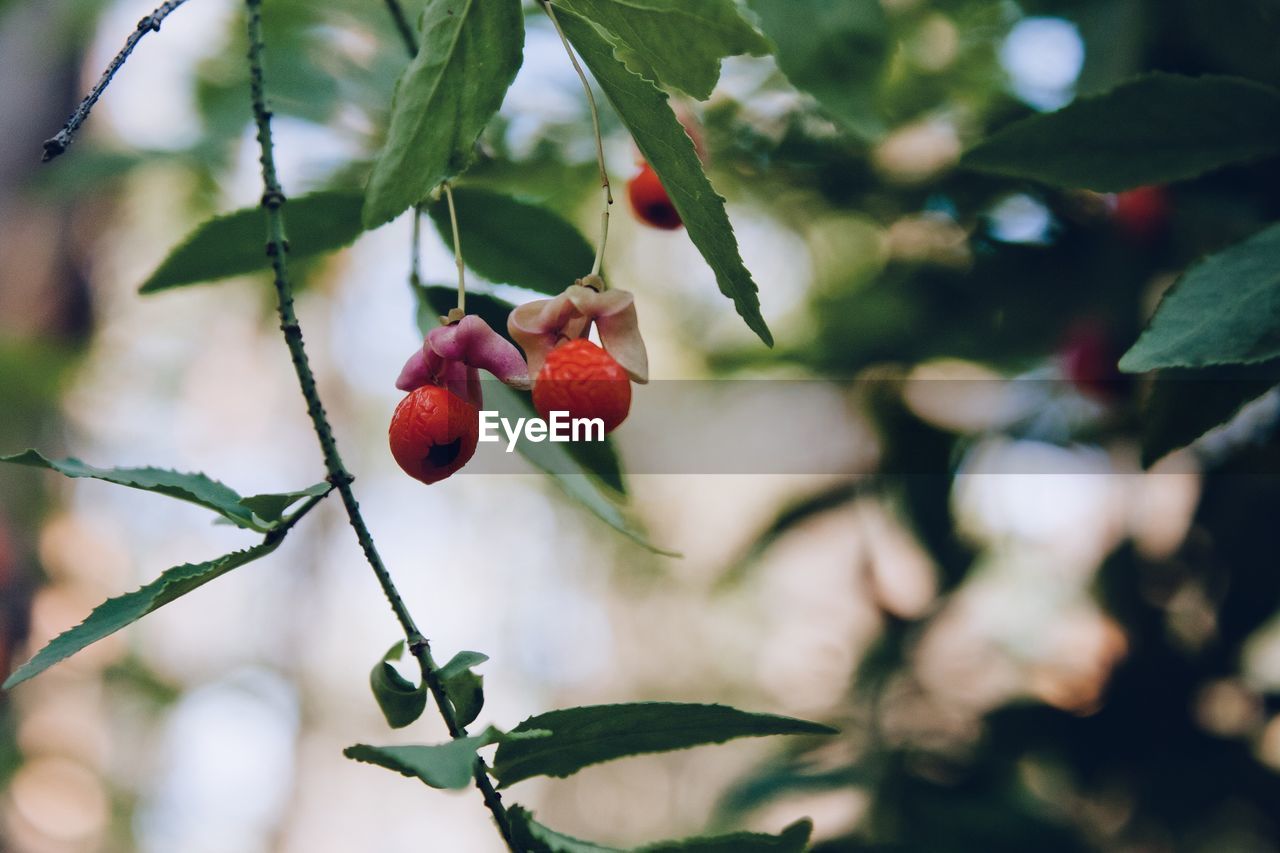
[425,437,462,468]
[643,202,681,229]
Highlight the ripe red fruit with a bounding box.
[532,338,632,433]
[1112,186,1169,243]
[1060,323,1129,401]
[628,164,682,230]
[389,385,479,484]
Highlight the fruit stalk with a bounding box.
[245,2,516,848]
[443,181,466,314]
[540,0,612,279]
[381,0,418,57]
[410,203,423,287]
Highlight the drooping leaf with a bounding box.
[509,806,813,852]
[429,187,596,294]
[717,760,876,821]
[557,8,773,346]
[718,479,863,589]
[1140,368,1278,466]
[553,0,768,100]
[0,450,319,532]
[343,727,503,790]
[492,702,836,787]
[4,538,283,689]
[963,74,1280,191]
[510,808,620,853]
[487,382,671,553]
[1120,223,1280,371]
[748,0,888,140]
[438,650,489,729]
[558,432,626,494]
[139,190,364,293]
[370,641,428,729]
[362,0,525,227]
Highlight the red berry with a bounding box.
[1112,186,1169,243]
[532,339,632,433]
[628,164,682,230]
[1060,323,1129,401]
[389,385,479,484]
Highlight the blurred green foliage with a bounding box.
[13,0,1280,848]
[701,2,1280,850]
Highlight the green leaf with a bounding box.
[444,670,484,728]
[429,187,596,294]
[371,641,428,729]
[343,727,503,790]
[439,650,488,729]
[1141,368,1278,466]
[553,0,768,100]
[362,0,525,227]
[492,702,835,787]
[1120,223,1280,371]
[4,538,282,690]
[438,650,490,679]
[239,482,331,525]
[510,808,620,853]
[0,449,318,532]
[509,807,813,852]
[139,190,364,293]
[963,74,1280,191]
[559,433,626,494]
[558,9,773,346]
[747,0,888,141]
[717,760,873,821]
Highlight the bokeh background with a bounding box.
[3,0,1280,850]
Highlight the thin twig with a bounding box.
[245,2,516,848]
[443,182,466,314]
[42,0,193,161]
[540,0,612,278]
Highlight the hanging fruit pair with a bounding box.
[390,280,648,485]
